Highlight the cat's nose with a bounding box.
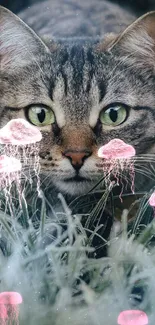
[63,150,92,171]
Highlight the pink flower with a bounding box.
[149,192,155,207]
[117,310,148,325]
[0,292,22,321]
[0,119,42,145]
[98,139,135,160]
[0,292,22,305]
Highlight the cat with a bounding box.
[1,0,155,198]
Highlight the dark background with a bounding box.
[0,0,155,15]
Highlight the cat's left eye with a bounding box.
[99,104,128,126]
[26,105,55,126]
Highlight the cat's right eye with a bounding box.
[99,104,128,127]
[26,105,55,126]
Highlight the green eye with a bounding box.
[99,105,127,126]
[27,106,55,126]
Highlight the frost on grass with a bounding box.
[0,189,154,325]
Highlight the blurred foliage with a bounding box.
[0,0,155,15]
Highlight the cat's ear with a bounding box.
[109,11,155,65]
[0,6,50,70]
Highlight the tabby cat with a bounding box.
[1,0,155,197]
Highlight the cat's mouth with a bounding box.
[64,175,91,182]
[52,173,99,195]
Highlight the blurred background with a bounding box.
[0,0,155,16]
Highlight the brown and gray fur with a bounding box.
[1,0,155,196]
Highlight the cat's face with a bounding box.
[1,7,155,195]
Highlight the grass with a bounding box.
[0,179,154,324]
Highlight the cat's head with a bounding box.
[1,6,155,195]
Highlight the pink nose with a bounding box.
[63,150,92,170]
